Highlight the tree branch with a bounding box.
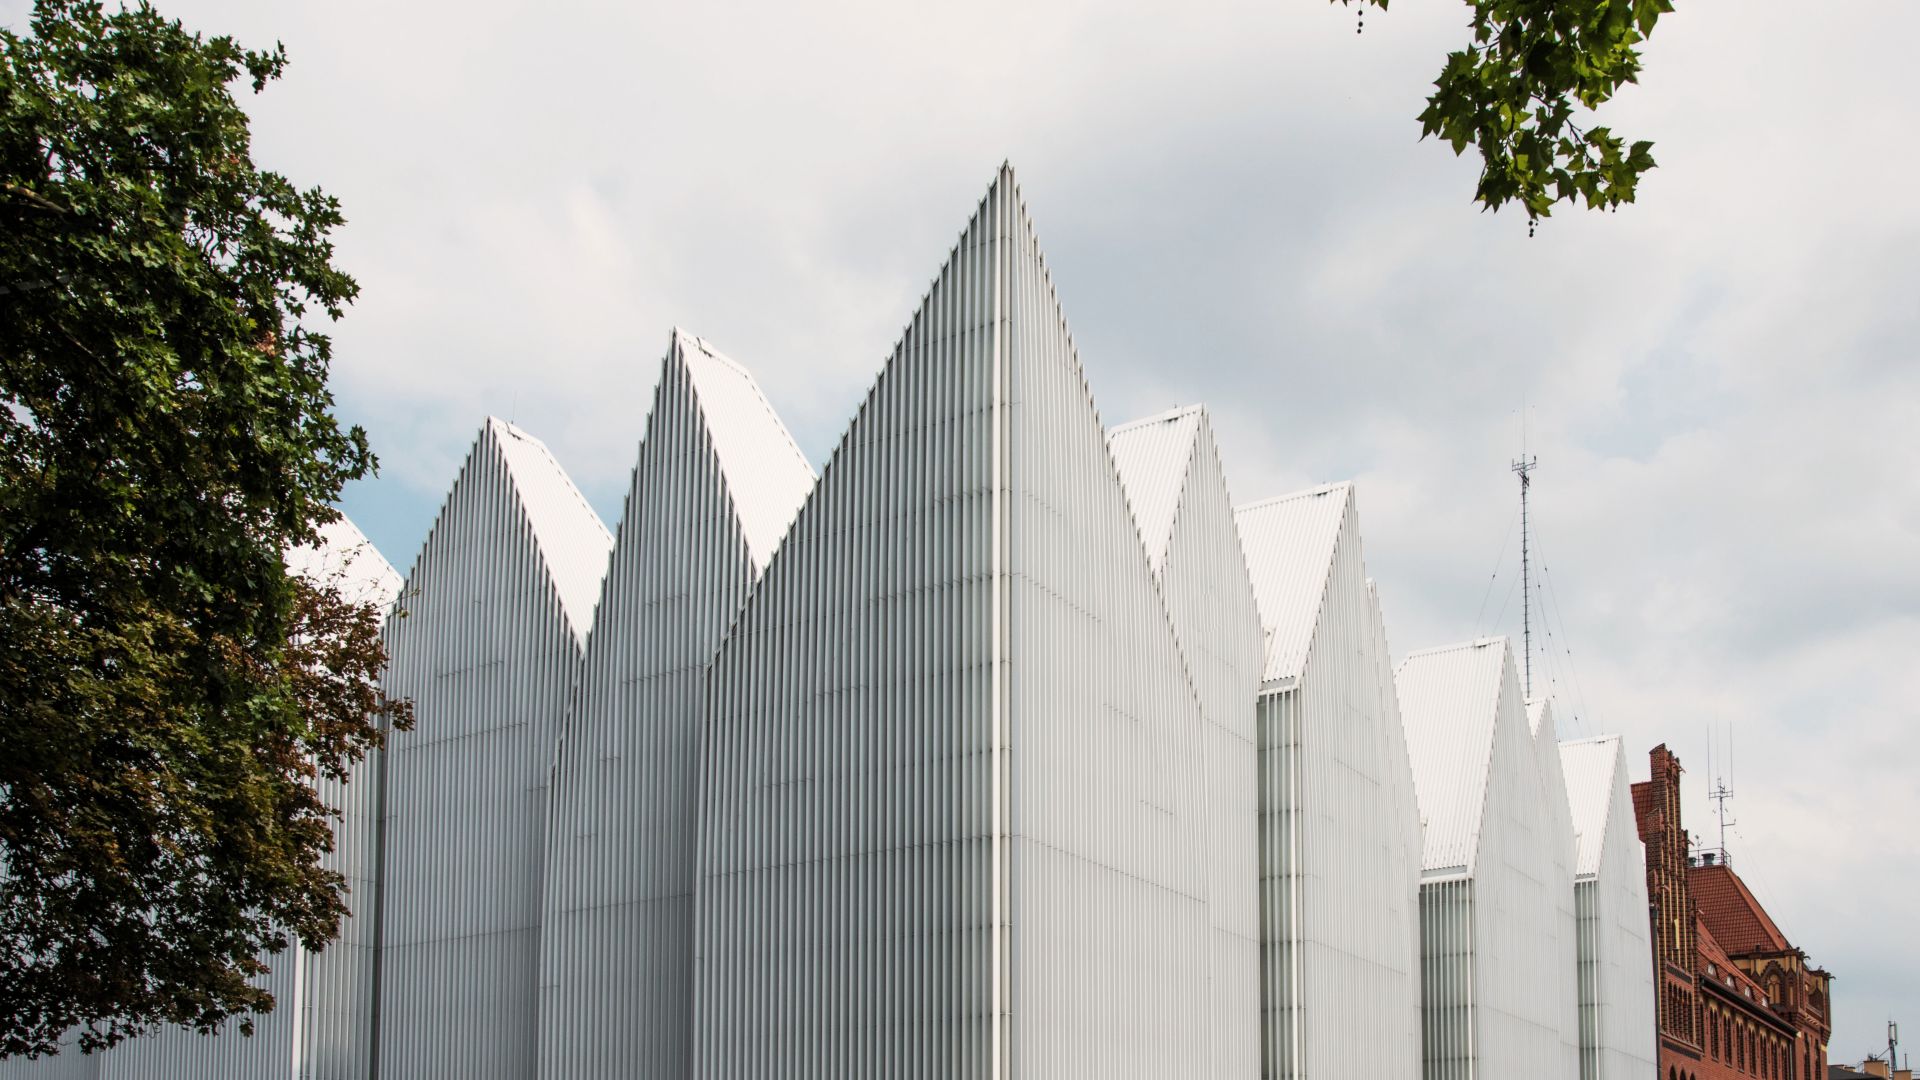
[4,184,69,216]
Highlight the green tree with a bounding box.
[1342,0,1673,223]
[0,0,408,1058]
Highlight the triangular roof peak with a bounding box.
[1397,635,1514,874]
[1527,696,1556,740]
[1560,734,1623,878]
[664,330,816,571]
[483,417,613,642]
[1107,405,1207,571]
[288,513,403,618]
[1236,481,1356,682]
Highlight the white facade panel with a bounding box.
[1233,486,1345,684]
[692,165,1215,1080]
[1237,485,1422,1080]
[374,420,611,1080]
[1559,736,1659,1080]
[1110,406,1263,1079]
[1398,638,1570,1080]
[1107,407,1204,572]
[0,1042,100,1080]
[1528,699,1584,1080]
[292,515,402,1080]
[539,332,813,1080]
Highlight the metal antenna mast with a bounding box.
[1709,721,1736,864]
[1511,453,1538,697]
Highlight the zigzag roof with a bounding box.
[1559,733,1623,879]
[1396,637,1513,874]
[1236,482,1353,684]
[484,418,614,642]
[666,330,816,571]
[1107,406,1206,572]
[288,513,404,617]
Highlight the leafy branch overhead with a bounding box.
[1342,0,1672,220]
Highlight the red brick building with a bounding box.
[1632,744,1833,1080]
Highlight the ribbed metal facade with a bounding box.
[1560,736,1659,1080]
[692,165,1215,1079]
[1528,699,1585,1080]
[96,964,302,1080]
[1109,406,1264,1080]
[296,517,405,1080]
[4,167,1679,1080]
[1236,484,1422,1080]
[373,419,611,1080]
[1398,639,1570,1080]
[539,332,813,1080]
[0,1038,100,1080]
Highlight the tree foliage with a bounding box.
[1343,0,1673,221]
[0,0,408,1058]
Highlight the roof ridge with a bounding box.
[1235,479,1351,515]
[1107,403,1203,435]
[483,418,614,643]
[1400,635,1508,666]
[666,333,819,572]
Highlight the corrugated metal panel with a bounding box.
[674,331,817,572]
[1396,639,1504,874]
[1234,485,1349,684]
[1527,699,1583,1079]
[1367,579,1428,1080]
[489,419,615,643]
[373,420,611,1080]
[0,1042,101,1080]
[1107,406,1204,572]
[1560,736,1659,1080]
[288,516,406,615]
[539,331,814,1080]
[1559,736,1617,880]
[1112,406,1263,1079]
[1247,487,1422,1080]
[95,960,302,1080]
[1400,639,1571,1079]
[692,163,1215,1079]
[299,513,404,1080]
[297,514,402,1080]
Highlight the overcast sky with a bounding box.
[10,0,1915,1059]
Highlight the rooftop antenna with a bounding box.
[1890,1019,1899,1080]
[1708,718,1736,865]
[1511,448,1538,698]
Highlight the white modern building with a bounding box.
[1109,405,1264,1079]
[1559,735,1659,1080]
[692,165,1218,1080]
[4,165,1669,1080]
[372,419,611,1080]
[1234,483,1423,1080]
[538,331,814,1080]
[1530,698,1585,1078]
[1397,638,1575,1080]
